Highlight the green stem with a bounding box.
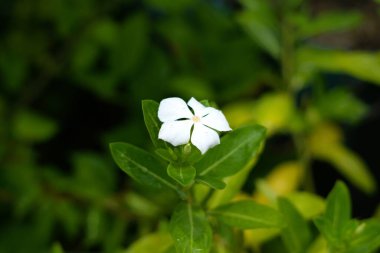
[280,10,315,192]
[293,133,315,192]
[280,16,295,90]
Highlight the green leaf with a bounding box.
[316,88,368,124]
[278,198,312,253]
[314,181,353,249]
[124,232,173,253]
[314,144,376,194]
[195,125,266,180]
[297,48,380,86]
[51,243,64,253]
[209,200,284,229]
[238,0,280,58]
[285,192,325,219]
[196,176,226,190]
[155,148,176,162]
[12,110,58,142]
[116,13,149,76]
[170,202,212,253]
[347,219,380,253]
[324,181,351,235]
[329,146,376,194]
[167,164,196,187]
[109,142,178,193]
[206,154,259,208]
[296,11,362,38]
[142,100,168,149]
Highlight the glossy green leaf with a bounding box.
[142,100,168,149]
[109,142,178,192]
[167,164,196,187]
[170,203,212,253]
[209,200,284,229]
[278,198,311,253]
[195,125,266,180]
[155,148,176,162]
[124,232,173,253]
[196,176,226,190]
[298,48,380,86]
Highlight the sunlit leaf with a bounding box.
[224,93,294,135]
[285,192,325,219]
[195,125,266,180]
[309,123,376,193]
[297,48,380,86]
[124,233,173,253]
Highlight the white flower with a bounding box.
[158,97,232,154]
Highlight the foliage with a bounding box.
[0,0,379,252]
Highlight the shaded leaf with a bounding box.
[167,164,196,187]
[109,142,178,193]
[296,11,362,38]
[278,198,311,253]
[12,110,58,142]
[316,88,368,124]
[142,100,168,149]
[238,0,280,58]
[170,203,212,253]
[209,200,284,229]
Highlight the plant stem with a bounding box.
[280,9,315,192]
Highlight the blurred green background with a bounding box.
[0,0,379,252]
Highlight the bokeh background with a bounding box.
[1,0,379,252]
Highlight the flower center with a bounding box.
[192,115,201,123]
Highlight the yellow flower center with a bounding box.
[192,115,201,123]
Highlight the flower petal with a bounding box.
[187,97,208,117]
[191,123,220,154]
[158,97,193,122]
[158,120,193,146]
[201,108,232,132]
